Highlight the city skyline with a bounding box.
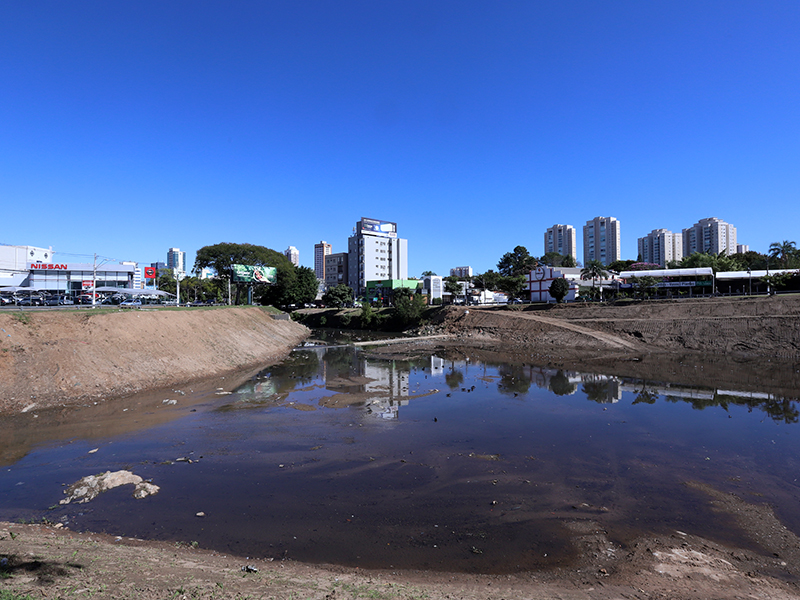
[2,2,798,276]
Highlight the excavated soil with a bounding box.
[0,306,309,414]
[4,297,800,599]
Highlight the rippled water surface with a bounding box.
[2,344,799,573]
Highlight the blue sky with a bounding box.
[2,1,798,276]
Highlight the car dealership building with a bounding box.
[1,244,140,297]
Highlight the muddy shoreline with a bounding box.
[4,298,800,598]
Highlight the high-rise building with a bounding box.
[544,224,577,261]
[348,217,408,297]
[682,217,737,256]
[314,241,332,279]
[450,266,473,278]
[167,248,186,277]
[638,229,683,266]
[583,217,621,266]
[284,246,299,266]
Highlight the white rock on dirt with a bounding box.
[60,470,160,504]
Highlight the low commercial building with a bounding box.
[364,279,421,305]
[526,266,580,303]
[421,275,443,301]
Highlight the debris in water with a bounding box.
[60,470,160,504]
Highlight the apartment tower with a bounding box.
[638,229,683,266]
[682,217,737,257]
[314,241,332,280]
[583,217,620,266]
[544,224,577,261]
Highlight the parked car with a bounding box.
[59,296,75,305]
[17,296,44,306]
[0,295,15,306]
[120,299,142,308]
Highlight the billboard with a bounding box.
[359,218,397,238]
[231,264,277,283]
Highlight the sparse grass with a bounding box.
[10,313,31,325]
[0,591,36,600]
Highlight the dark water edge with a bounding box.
[1,342,799,573]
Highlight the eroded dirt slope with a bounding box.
[0,307,308,413]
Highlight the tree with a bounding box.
[443,275,462,303]
[289,266,319,306]
[549,278,570,303]
[321,284,353,308]
[679,251,738,273]
[761,272,795,294]
[769,241,797,268]
[580,260,608,290]
[541,252,577,269]
[498,246,537,278]
[393,288,426,327]
[421,270,437,277]
[606,259,635,273]
[194,243,291,305]
[473,270,501,292]
[731,250,768,271]
[629,275,659,299]
[498,274,526,299]
[549,370,576,396]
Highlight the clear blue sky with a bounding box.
[2,1,798,276]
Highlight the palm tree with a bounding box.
[769,240,797,268]
[581,260,608,296]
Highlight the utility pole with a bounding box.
[92,253,97,308]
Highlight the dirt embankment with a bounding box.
[0,307,309,413]
[362,295,800,398]
[436,295,800,359]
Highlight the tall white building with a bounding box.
[682,217,737,256]
[544,224,577,261]
[583,217,621,266]
[284,246,299,266]
[314,241,332,279]
[167,247,186,277]
[348,217,408,297]
[638,229,683,266]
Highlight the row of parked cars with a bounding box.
[0,293,152,307]
[1,292,222,307]
[1,294,76,306]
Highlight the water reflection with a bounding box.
[230,349,799,426]
[2,345,800,573]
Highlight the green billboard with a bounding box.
[231,264,277,283]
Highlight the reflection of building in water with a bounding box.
[580,373,622,403]
[364,360,409,398]
[430,356,444,377]
[356,358,413,420]
[619,381,714,401]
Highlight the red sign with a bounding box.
[144,267,156,278]
[31,263,68,270]
[82,280,94,290]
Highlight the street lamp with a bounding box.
[747,267,752,296]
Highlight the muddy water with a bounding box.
[1,343,800,573]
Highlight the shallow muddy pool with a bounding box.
[2,344,800,573]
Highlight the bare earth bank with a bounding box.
[4,299,800,598]
[0,306,309,414]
